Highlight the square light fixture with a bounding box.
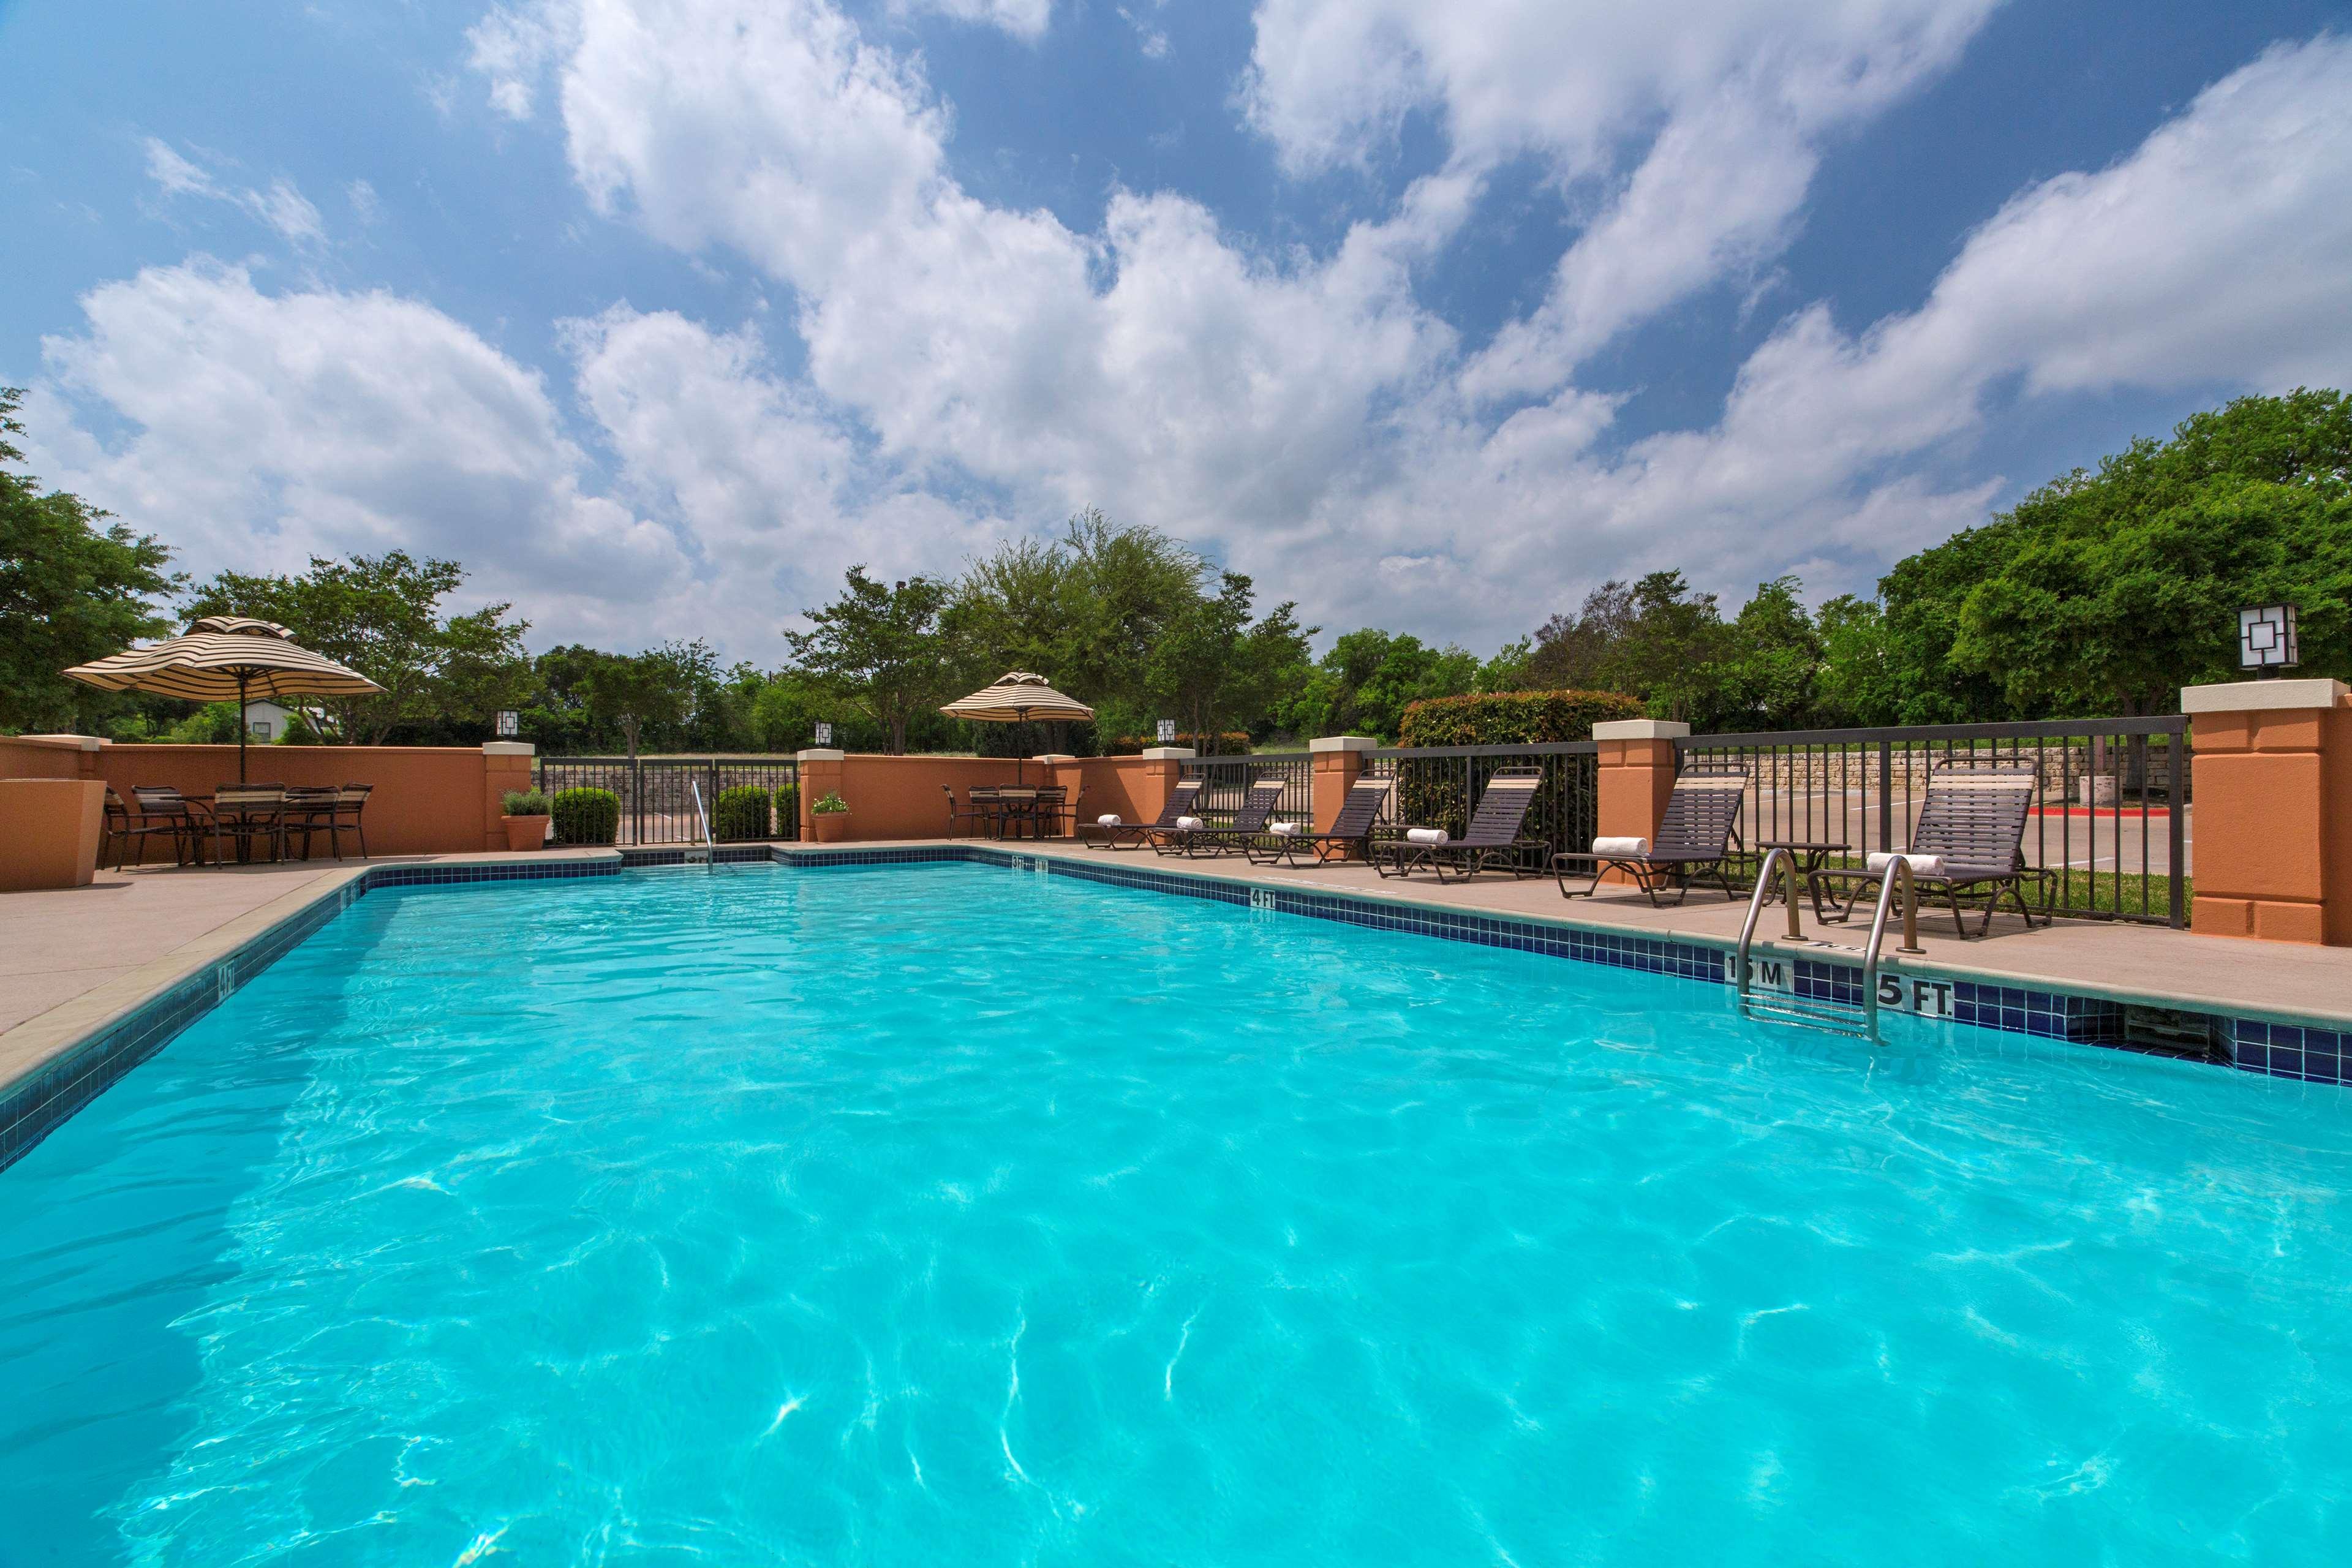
[814,721,833,746]
[2239,604,2300,674]
[1156,718,1177,744]
[494,708,520,737]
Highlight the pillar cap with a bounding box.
[15,734,107,751]
[2181,678,2348,714]
[1591,719,1690,740]
[1140,747,1196,760]
[481,741,535,757]
[1308,735,1379,753]
[1031,753,1077,763]
[796,748,847,761]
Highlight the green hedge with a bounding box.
[712,785,772,842]
[1397,689,1644,748]
[551,786,621,845]
[775,782,799,839]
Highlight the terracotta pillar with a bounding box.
[1137,747,1193,826]
[2184,679,2351,944]
[0,778,107,889]
[1592,719,1689,886]
[1310,736,1376,849]
[481,741,535,851]
[796,748,846,840]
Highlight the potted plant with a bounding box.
[501,789,553,851]
[809,790,851,844]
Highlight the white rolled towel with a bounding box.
[1175,815,1205,831]
[1404,827,1450,846]
[1268,821,1303,837]
[1096,813,1123,827]
[1866,851,1945,877]
[1591,835,1650,858]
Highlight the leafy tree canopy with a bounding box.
[182,551,533,744]
[0,387,183,732]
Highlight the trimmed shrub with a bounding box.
[712,785,772,841]
[1390,690,1642,852]
[1397,689,1644,748]
[774,782,799,839]
[551,786,621,845]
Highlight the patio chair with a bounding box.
[1030,785,1074,839]
[130,786,213,867]
[105,788,192,869]
[1244,776,1395,867]
[944,785,997,839]
[209,783,290,864]
[1807,764,2052,938]
[1373,768,1545,882]
[1160,779,1289,858]
[1553,766,1747,905]
[290,783,373,861]
[1079,780,1203,851]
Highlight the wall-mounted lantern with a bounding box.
[2239,604,2300,677]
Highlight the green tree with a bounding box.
[1147,571,1313,750]
[783,567,954,754]
[579,647,692,760]
[1275,628,1482,741]
[0,387,182,731]
[1838,389,2352,719]
[183,552,533,744]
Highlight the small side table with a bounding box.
[1750,839,1848,908]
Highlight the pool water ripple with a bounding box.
[1,861,2349,1563]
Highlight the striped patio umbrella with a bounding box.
[941,671,1094,783]
[64,616,385,782]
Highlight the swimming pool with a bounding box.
[3,859,2348,1563]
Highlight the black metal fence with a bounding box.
[1676,718,2188,925]
[535,756,802,845]
[1179,753,1315,825]
[1364,742,1600,866]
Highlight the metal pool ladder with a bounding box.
[1735,850,1923,1043]
[686,780,715,867]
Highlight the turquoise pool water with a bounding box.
[2,861,2349,1563]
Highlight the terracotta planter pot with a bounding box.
[503,814,551,851]
[810,812,850,845]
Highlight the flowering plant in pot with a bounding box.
[809,790,851,844]
[500,789,552,851]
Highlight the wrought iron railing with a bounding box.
[1676,718,2188,926]
[1363,743,1600,866]
[1178,753,1316,826]
[535,756,802,845]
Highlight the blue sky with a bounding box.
[4,0,2350,663]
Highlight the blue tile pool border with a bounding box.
[3,843,2342,1175]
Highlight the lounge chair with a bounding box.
[1158,779,1289,858]
[1080,780,1204,851]
[1245,776,1394,867]
[1373,768,1544,881]
[1807,764,2053,938]
[1552,766,1747,905]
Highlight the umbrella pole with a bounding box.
[237,671,249,784]
[1015,707,1028,785]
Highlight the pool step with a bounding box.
[1740,994,1873,1042]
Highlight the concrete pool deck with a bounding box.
[4,838,2349,1117]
